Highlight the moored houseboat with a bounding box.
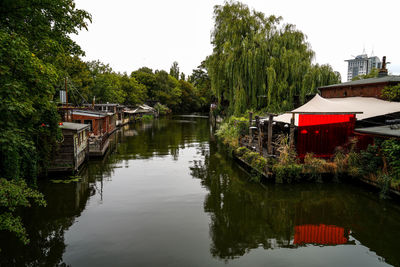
[84,103,128,127]
[49,122,90,172]
[71,109,116,156]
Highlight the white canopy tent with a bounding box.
[263,95,400,126]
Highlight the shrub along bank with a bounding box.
[215,116,400,198]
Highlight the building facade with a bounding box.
[71,110,115,136]
[318,76,400,99]
[345,54,381,81]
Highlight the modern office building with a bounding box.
[345,54,381,81]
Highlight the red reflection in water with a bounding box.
[294,224,348,245]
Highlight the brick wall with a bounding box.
[321,83,387,99]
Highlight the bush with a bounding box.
[276,134,297,165]
[382,138,400,183]
[271,134,302,183]
[250,154,267,173]
[382,84,400,101]
[303,153,327,182]
[333,148,347,178]
[215,116,248,148]
[141,114,154,121]
[242,151,260,164]
[358,144,382,177]
[154,103,170,115]
[235,146,250,157]
[347,152,361,178]
[273,163,302,183]
[236,146,267,179]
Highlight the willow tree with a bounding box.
[206,1,339,114]
[300,64,341,103]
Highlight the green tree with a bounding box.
[63,56,93,105]
[86,61,126,103]
[190,62,212,110]
[0,0,91,61]
[206,1,339,114]
[120,73,147,106]
[0,0,91,244]
[382,84,400,102]
[176,80,200,112]
[0,31,60,182]
[352,68,379,81]
[301,64,341,103]
[169,61,180,80]
[0,0,92,179]
[154,70,181,109]
[131,67,157,100]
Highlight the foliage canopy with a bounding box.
[206,1,340,115]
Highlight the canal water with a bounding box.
[1,117,400,266]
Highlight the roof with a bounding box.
[319,76,400,89]
[71,110,112,118]
[123,109,137,114]
[60,122,90,132]
[355,125,400,138]
[90,103,119,107]
[263,94,400,126]
[128,104,156,114]
[139,104,155,110]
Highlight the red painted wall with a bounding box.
[297,114,355,158]
[71,114,115,136]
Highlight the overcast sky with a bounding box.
[72,0,400,82]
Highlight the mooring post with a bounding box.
[268,114,273,155]
[289,113,295,147]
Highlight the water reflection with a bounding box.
[190,140,400,265]
[0,172,92,266]
[294,224,350,245]
[1,118,400,266]
[0,117,210,266]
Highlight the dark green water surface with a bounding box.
[2,117,400,266]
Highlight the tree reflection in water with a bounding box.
[190,140,400,266]
[0,130,124,266]
[0,117,211,266]
[1,118,400,266]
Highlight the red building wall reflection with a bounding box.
[294,224,349,245]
